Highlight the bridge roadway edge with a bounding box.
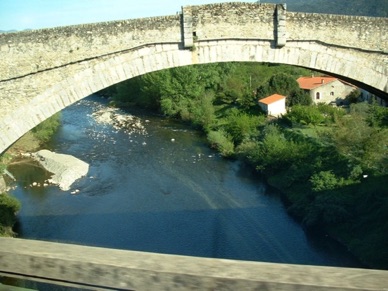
[0,237,387,290]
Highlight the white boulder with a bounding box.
[32,149,89,191]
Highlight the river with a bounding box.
[8,95,362,268]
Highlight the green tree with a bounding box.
[223,109,264,144]
[345,89,361,104]
[367,102,388,128]
[256,73,302,100]
[321,111,388,175]
[191,91,217,131]
[287,90,312,106]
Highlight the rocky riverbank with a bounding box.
[92,107,147,135]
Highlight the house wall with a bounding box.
[260,99,286,117]
[259,103,268,114]
[309,80,355,105]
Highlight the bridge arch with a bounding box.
[0,2,387,153]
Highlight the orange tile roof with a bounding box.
[259,94,286,105]
[297,76,337,90]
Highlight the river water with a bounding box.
[9,95,362,268]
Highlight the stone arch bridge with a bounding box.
[0,2,387,153]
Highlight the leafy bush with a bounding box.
[0,193,21,236]
[207,130,235,157]
[287,90,312,107]
[316,103,345,124]
[310,170,343,192]
[345,89,361,104]
[31,113,61,143]
[321,111,388,175]
[367,102,388,128]
[223,109,264,144]
[286,105,325,125]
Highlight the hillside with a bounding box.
[263,0,388,17]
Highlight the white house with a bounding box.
[258,94,286,117]
[297,76,356,105]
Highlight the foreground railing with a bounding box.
[0,237,387,290]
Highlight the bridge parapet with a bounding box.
[286,12,388,52]
[0,238,387,290]
[0,15,181,81]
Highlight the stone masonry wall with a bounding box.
[183,2,387,52]
[188,3,276,40]
[287,12,388,52]
[0,15,181,81]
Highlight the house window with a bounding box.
[330,92,334,96]
[316,92,320,100]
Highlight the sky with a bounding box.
[0,0,249,31]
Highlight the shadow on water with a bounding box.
[14,204,363,269]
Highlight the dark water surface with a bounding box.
[9,95,362,268]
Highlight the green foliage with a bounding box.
[285,104,345,126]
[310,170,344,192]
[190,91,217,131]
[256,73,302,100]
[317,103,345,124]
[31,113,61,144]
[207,130,235,157]
[287,90,312,107]
[349,102,369,117]
[321,111,388,175]
[255,124,291,171]
[367,102,388,128]
[345,89,361,104]
[246,124,315,174]
[220,63,311,108]
[222,109,264,144]
[0,154,11,174]
[111,76,159,109]
[0,194,21,236]
[286,105,325,125]
[302,192,352,226]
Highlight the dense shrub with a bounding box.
[222,109,264,144]
[207,130,235,157]
[285,105,325,125]
[0,194,21,236]
[31,113,61,143]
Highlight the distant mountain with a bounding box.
[0,30,18,34]
[0,29,33,34]
[263,0,388,17]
